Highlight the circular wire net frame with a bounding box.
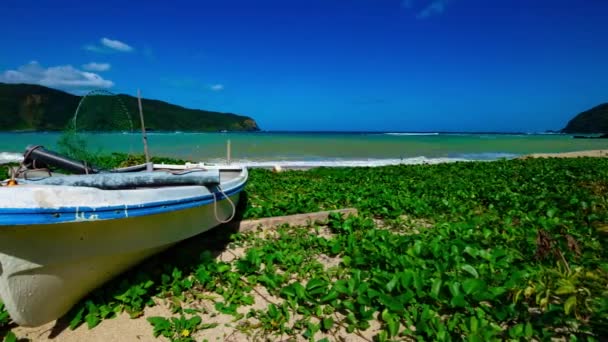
[57,89,136,170]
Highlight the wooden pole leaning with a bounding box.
[137,89,153,172]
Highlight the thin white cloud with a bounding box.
[417,0,450,19]
[0,61,114,91]
[101,37,134,52]
[84,37,134,53]
[210,84,224,91]
[82,62,111,72]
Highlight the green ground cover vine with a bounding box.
[0,156,607,340]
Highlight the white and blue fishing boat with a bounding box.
[0,145,248,326]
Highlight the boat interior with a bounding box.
[7,145,244,186]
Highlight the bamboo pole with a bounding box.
[137,89,152,171]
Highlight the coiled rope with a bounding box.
[212,185,237,223]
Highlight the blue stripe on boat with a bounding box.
[0,183,246,226]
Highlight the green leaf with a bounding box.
[524,322,533,338]
[413,271,423,292]
[85,313,101,329]
[268,303,278,318]
[217,264,231,273]
[379,294,404,312]
[564,295,577,315]
[509,323,524,338]
[200,322,219,330]
[322,317,334,331]
[342,255,352,265]
[69,306,86,330]
[462,278,486,296]
[99,304,114,319]
[343,300,356,313]
[555,282,576,295]
[280,285,296,298]
[306,278,326,291]
[294,283,306,299]
[189,315,202,327]
[334,280,349,294]
[448,281,461,297]
[400,270,413,288]
[303,322,320,339]
[387,316,400,337]
[320,289,339,303]
[183,308,201,315]
[386,275,399,292]
[147,316,171,337]
[3,331,17,342]
[431,278,442,299]
[450,294,467,308]
[307,278,328,296]
[461,264,479,278]
[463,246,479,258]
[469,316,479,333]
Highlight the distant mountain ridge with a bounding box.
[562,103,608,133]
[0,83,260,132]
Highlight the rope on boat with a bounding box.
[167,168,209,175]
[212,185,236,224]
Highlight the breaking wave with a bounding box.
[384,132,440,136]
[207,157,472,169]
[0,152,23,164]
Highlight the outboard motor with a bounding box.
[23,145,100,174]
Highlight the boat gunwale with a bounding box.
[0,169,248,226]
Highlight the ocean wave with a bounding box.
[208,157,471,168]
[215,152,520,168]
[384,132,440,136]
[0,152,23,164]
[454,152,520,160]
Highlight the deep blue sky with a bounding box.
[1,0,607,132]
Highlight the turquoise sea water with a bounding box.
[1,132,607,167]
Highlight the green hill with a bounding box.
[0,83,260,132]
[562,103,608,133]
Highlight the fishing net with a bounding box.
[57,90,137,169]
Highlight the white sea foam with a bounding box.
[384,132,440,136]
[210,157,472,169]
[454,152,520,160]
[0,152,23,164]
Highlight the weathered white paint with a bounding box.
[0,168,246,327]
[1,170,242,209]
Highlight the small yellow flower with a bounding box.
[181,329,190,337]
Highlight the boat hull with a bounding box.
[0,192,239,326]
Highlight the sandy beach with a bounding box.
[518,149,608,159]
